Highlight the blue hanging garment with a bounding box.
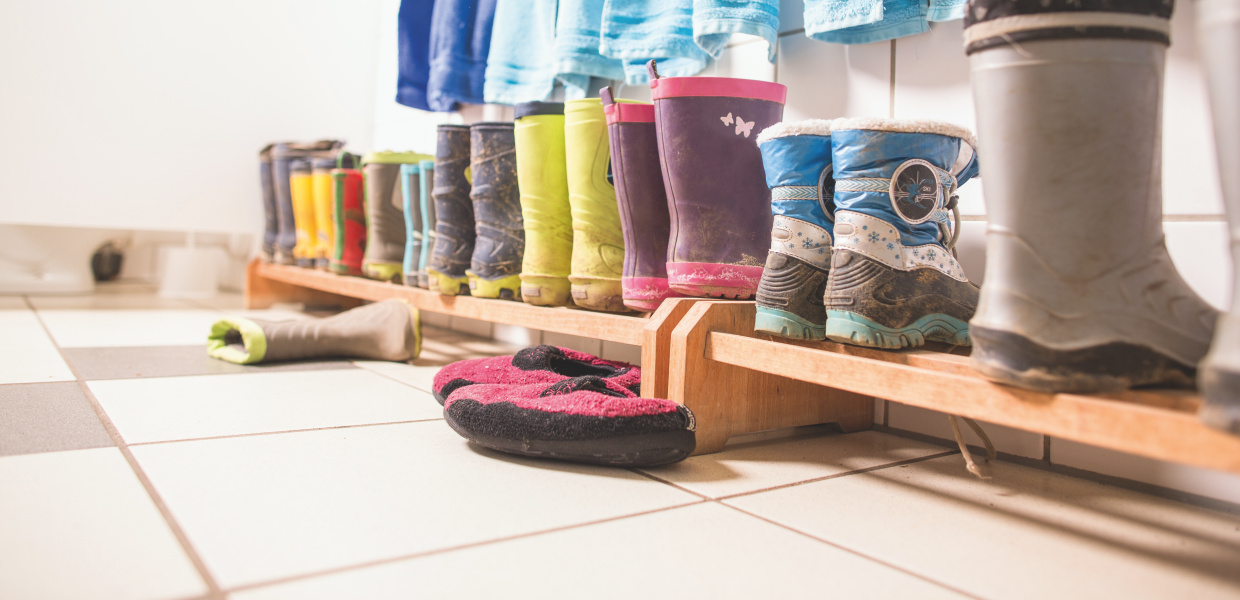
[427,0,498,111]
[803,0,936,45]
[692,0,780,61]
[396,0,435,111]
[483,0,559,104]
[554,0,626,99]
[600,0,711,85]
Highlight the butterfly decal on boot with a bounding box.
[720,113,734,126]
[735,118,754,138]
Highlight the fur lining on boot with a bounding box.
[830,117,977,148]
[756,119,836,145]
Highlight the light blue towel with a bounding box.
[601,0,711,85]
[927,0,967,22]
[554,0,626,99]
[692,0,780,61]
[484,0,559,104]
[804,0,928,45]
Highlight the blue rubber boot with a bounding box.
[400,163,425,287]
[753,120,836,340]
[825,118,981,349]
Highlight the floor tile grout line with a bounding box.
[350,364,435,395]
[126,418,446,447]
[25,299,226,600]
[628,468,715,500]
[720,502,986,600]
[223,500,710,595]
[714,450,961,502]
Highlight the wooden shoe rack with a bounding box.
[247,258,1240,474]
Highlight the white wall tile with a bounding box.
[1164,220,1232,311]
[778,34,890,122]
[492,323,542,348]
[449,315,493,338]
[714,39,777,82]
[420,310,452,328]
[886,402,1046,459]
[541,332,603,357]
[1162,1,1224,216]
[601,341,642,365]
[1050,438,1240,506]
[953,220,987,284]
[892,23,986,216]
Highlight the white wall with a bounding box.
[0,0,384,235]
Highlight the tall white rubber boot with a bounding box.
[963,0,1218,393]
[1198,0,1240,433]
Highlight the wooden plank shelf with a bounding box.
[667,301,1240,474]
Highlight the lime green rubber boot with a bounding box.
[362,151,432,282]
[514,102,574,307]
[565,98,628,312]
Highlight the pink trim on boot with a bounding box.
[622,277,684,312]
[650,76,787,104]
[604,102,655,125]
[666,262,763,299]
[444,379,680,418]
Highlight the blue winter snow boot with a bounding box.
[753,120,837,340]
[824,118,980,349]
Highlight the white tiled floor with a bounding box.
[3,284,1240,599]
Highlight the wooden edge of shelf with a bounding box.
[684,302,1240,474]
[250,260,646,345]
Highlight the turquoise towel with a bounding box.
[804,0,928,45]
[692,0,780,61]
[601,0,711,85]
[554,0,626,99]
[927,0,967,22]
[484,0,558,104]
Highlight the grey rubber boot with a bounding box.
[964,0,1218,393]
[207,300,421,364]
[1197,0,1240,434]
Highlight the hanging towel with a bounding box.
[692,0,780,61]
[600,0,711,85]
[804,0,928,45]
[926,0,967,22]
[484,0,558,104]
[426,0,498,111]
[396,0,435,111]
[554,0,626,99]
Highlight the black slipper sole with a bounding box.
[445,411,695,467]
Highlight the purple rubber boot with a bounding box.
[601,88,686,312]
[648,60,787,299]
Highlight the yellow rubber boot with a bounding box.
[514,103,573,306]
[289,159,318,268]
[310,157,337,269]
[565,98,629,312]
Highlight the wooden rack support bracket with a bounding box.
[668,301,875,455]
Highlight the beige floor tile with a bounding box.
[27,293,199,310]
[0,448,206,600]
[0,297,29,309]
[728,455,1240,599]
[0,310,76,384]
[641,428,950,499]
[130,421,698,589]
[231,502,967,600]
[352,360,441,394]
[37,309,224,347]
[91,369,440,444]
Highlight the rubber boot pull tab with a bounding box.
[647,59,660,82]
[599,86,614,107]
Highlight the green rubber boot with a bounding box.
[362,151,432,282]
[565,98,628,312]
[514,102,574,307]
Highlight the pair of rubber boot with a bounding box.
[400,159,436,287]
[425,124,525,300]
[961,0,1239,433]
[511,99,636,312]
[361,152,433,282]
[292,157,350,269]
[260,140,342,264]
[329,153,365,276]
[753,119,980,348]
